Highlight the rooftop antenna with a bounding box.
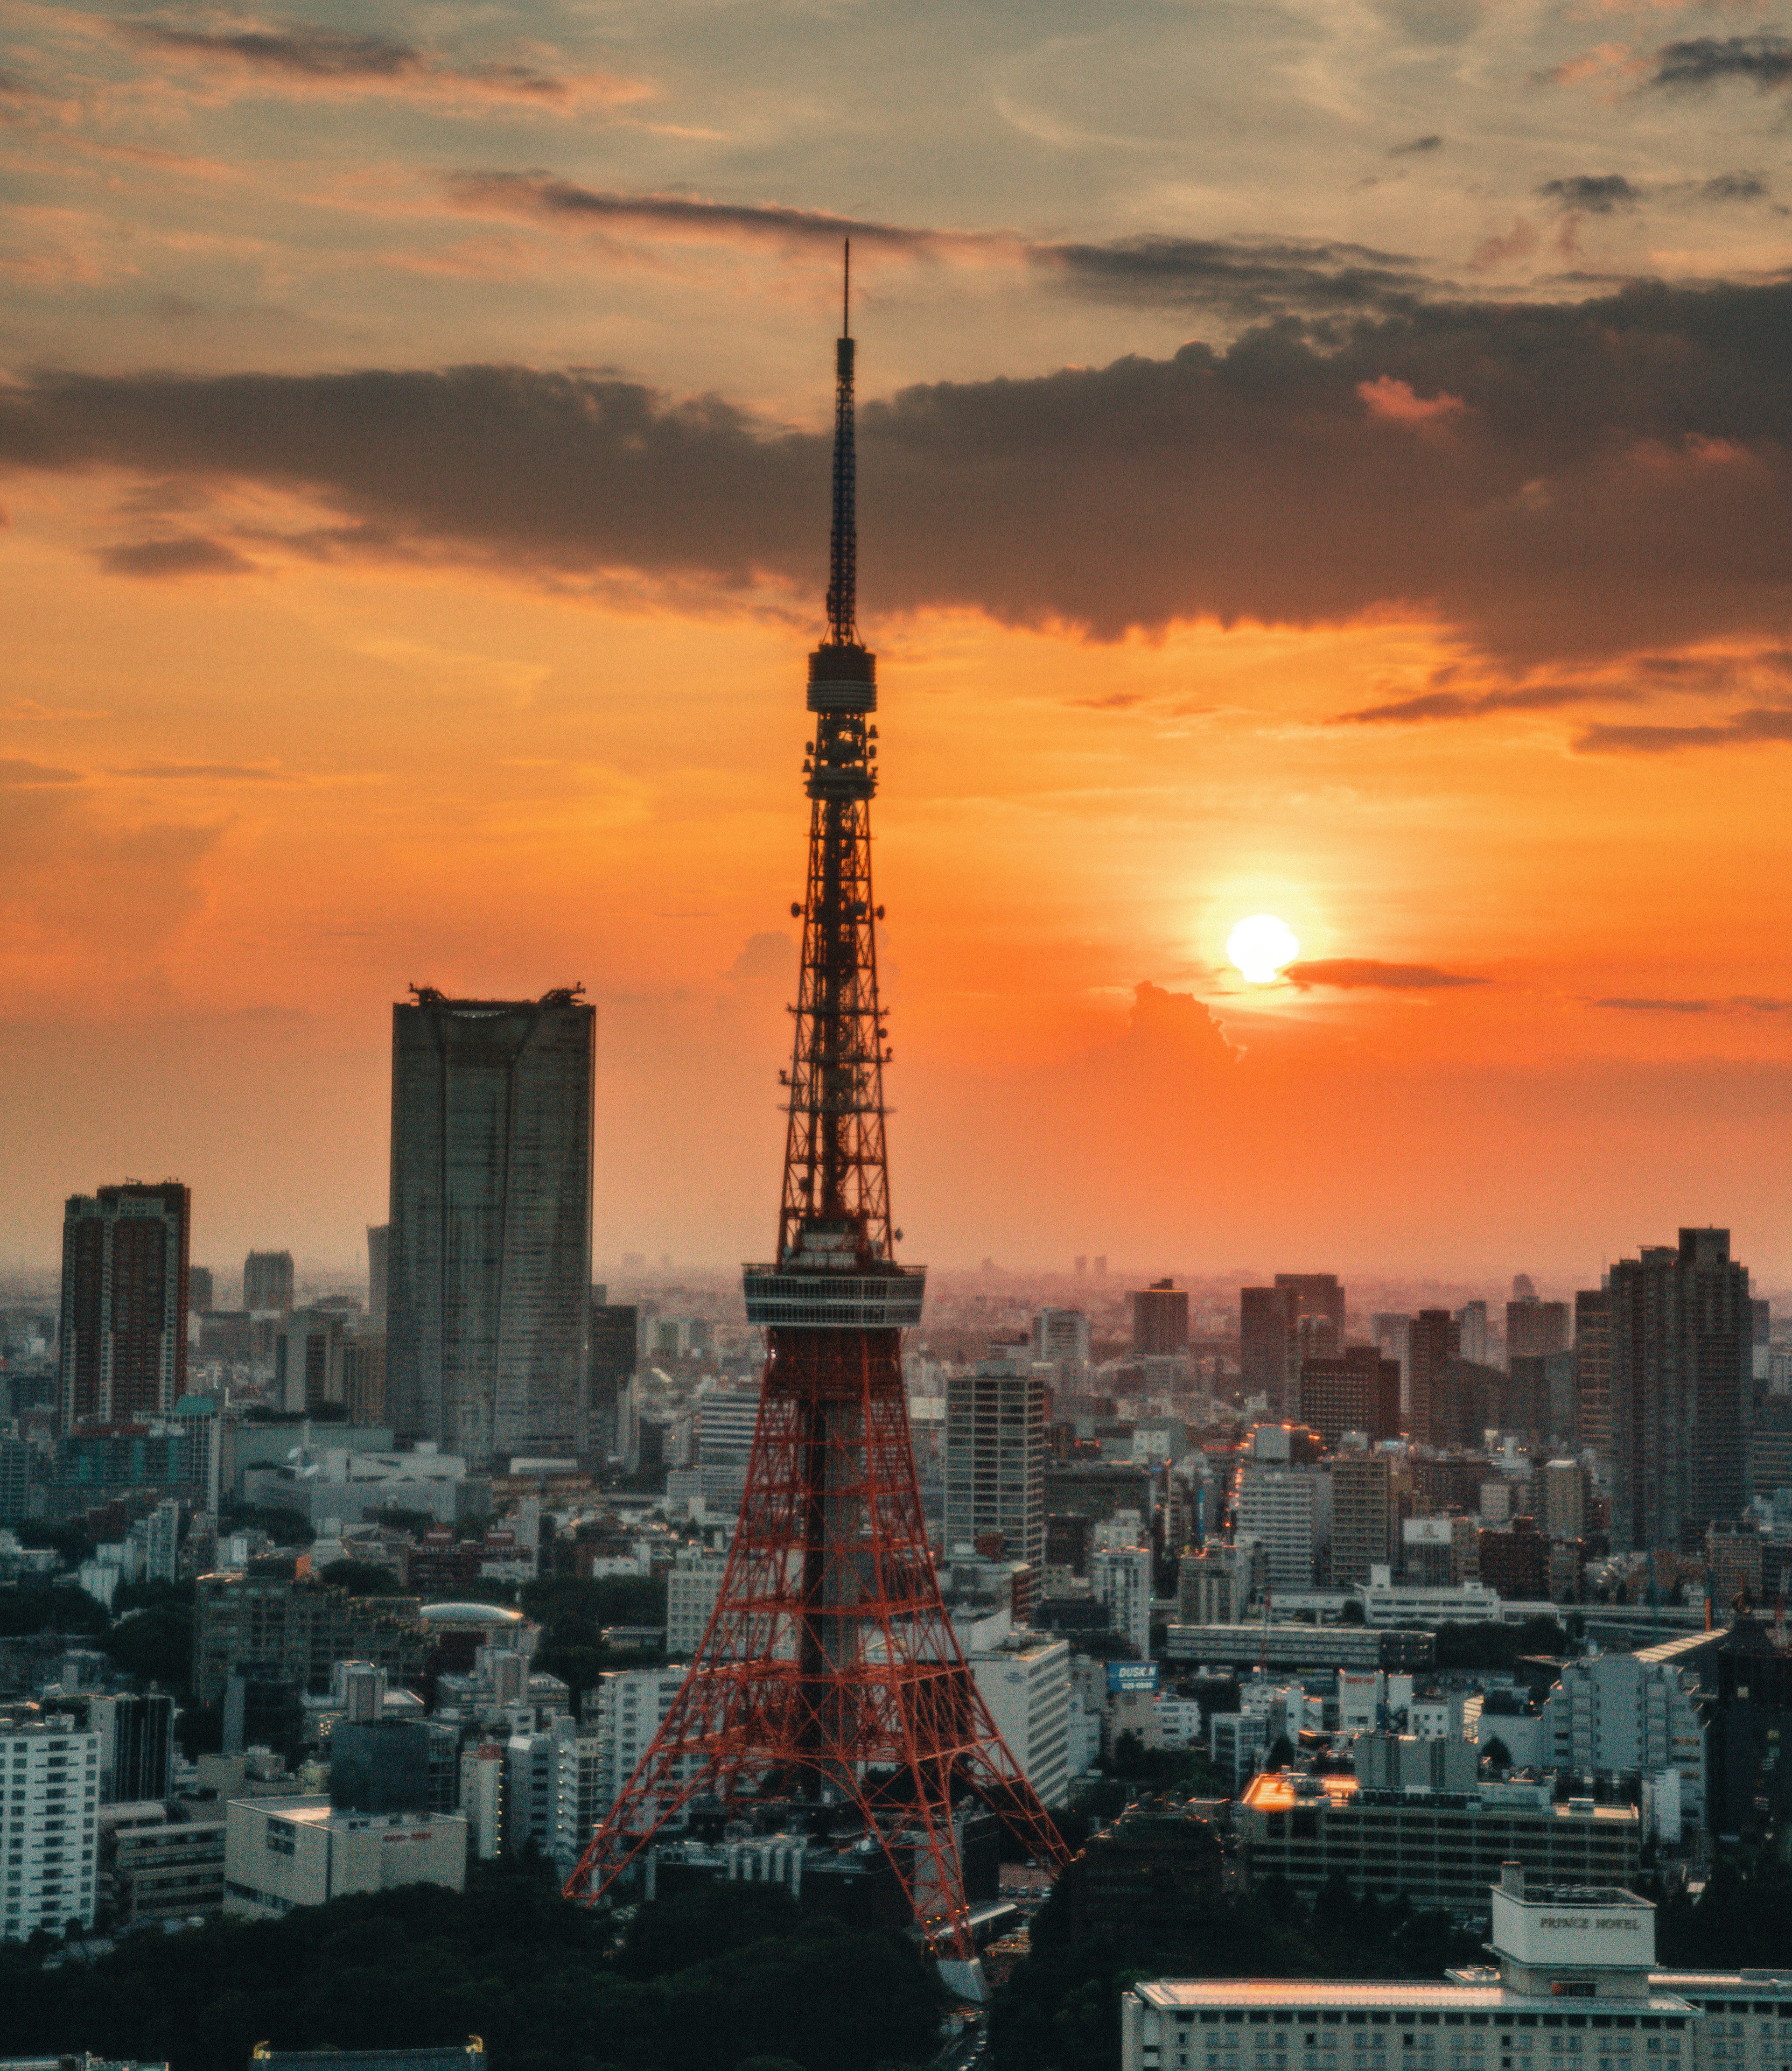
[826,237,857,646]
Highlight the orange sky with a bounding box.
[1,2,1788,1289]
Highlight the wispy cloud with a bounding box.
[1390,134,1443,156]
[1538,174,1639,213]
[1337,683,1618,723]
[108,761,287,781]
[1574,706,1792,752]
[96,535,255,577]
[0,758,82,787]
[115,21,649,112]
[1591,994,1790,1011]
[1284,959,1486,990]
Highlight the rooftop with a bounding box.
[1132,1983,1696,2014]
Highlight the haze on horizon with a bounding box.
[1,0,1788,1289]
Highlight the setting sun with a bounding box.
[1227,913,1302,984]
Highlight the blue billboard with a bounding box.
[1106,1660,1161,1695]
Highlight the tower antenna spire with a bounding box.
[826,239,857,645]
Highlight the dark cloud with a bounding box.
[1538,175,1639,214]
[1283,959,1486,990]
[1574,706,1792,753]
[1651,34,1792,91]
[447,174,954,252]
[1337,683,1618,723]
[110,762,285,781]
[9,276,1792,658]
[0,758,81,787]
[1391,135,1444,155]
[1034,235,1435,318]
[1592,995,1790,1012]
[96,535,255,578]
[1701,173,1769,203]
[116,22,640,106]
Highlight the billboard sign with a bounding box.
[1106,1660,1162,1695]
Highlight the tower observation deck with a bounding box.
[564,248,1069,1978]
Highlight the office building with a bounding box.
[1479,1517,1548,1600]
[1407,1311,1462,1447]
[58,1182,191,1430]
[1296,1348,1400,1448]
[1610,1230,1753,1553]
[192,1574,424,1705]
[1278,1275,1346,1356]
[243,1250,295,1315]
[387,987,595,1472]
[964,1631,1071,1809]
[1330,1452,1393,1589]
[694,1381,759,1517]
[1092,1544,1153,1657]
[88,1693,174,1804]
[589,1299,638,1456]
[102,1804,225,1925]
[1574,1289,1612,1460]
[0,1707,101,1940]
[1240,1286,1291,1412]
[1034,1307,1092,1370]
[665,1547,728,1656]
[339,1335,387,1425]
[1232,1769,1638,1915]
[945,1354,1048,1571]
[1134,1282,1190,1357]
[366,1225,389,1325]
[272,1308,350,1415]
[1541,1460,1585,1542]
[1540,1647,1707,1828]
[1234,1463,1330,1591]
[223,1795,466,1917]
[188,1266,215,1315]
[1045,1460,1154,1526]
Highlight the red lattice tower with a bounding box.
[564,247,1070,1968]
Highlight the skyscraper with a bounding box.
[1276,1273,1346,1352]
[367,1224,390,1326]
[1507,1296,1570,1361]
[1609,1228,1754,1553]
[1239,1285,1290,1410]
[1329,1451,1393,1588]
[58,1182,190,1431]
[1132,1280,1190,1356]
[1295,1345,1401,1447]
[1406,1309,1461,1448]
[945,1353,1049,1570]
[1573,1288,1611,1461]
[386,987,595,1471]
[243,1250,294,1314]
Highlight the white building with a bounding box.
[588,1666,690,1832]
[222,1796,466,1917]
[666,1547,728,1657]
[0,1709,101,1940]
[1540,1645,1708,1829]
[1092,1545,1154,1658]
[505,1719,588,1874]
[1123,1870,1792,2071]
[1234,1467,1330,1592]
[1034,1308,1092,1371]
[459,1741,505,1859]
[965,1631,1071,1809]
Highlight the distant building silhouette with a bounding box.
[366,1224,389,1327]
[1572,1288,1611,1462]
[1295,1344,1400,1447]
[1131,1280,1189,1357]
[59,1182,191,1430]
[244,1250,294,1314]
[386,987,594,1471]
[1405,1309,1461,1447]
[1239,1285,1290,1410]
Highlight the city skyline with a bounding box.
[1,2,1789,1285]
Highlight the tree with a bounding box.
[1482,1736,1513,1772]
[1264,1733,1295,1772]
[1339,1598,1366,1626]
[315,1559,407,1597]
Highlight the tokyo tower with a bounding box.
[564,248,1070,1973]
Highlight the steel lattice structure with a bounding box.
[564,247,1070,1968]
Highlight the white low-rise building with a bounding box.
[223,1796,466,1917]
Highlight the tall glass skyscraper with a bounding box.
[386,988,595,1471]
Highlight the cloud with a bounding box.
[115,22,647,110]
[9,275,1792,659]
[1651,34,1792,91]
[1591,995,1790,1012]
[96,535,255,577]
[1391,134,1444,155]
[1574,706,1792,752]
[1283,959,1486,990]
[1337,682,1619,722]
[0,758,82,787]
[449,177,1437,319]
[1539,175,1639,214]
[109,762,286,781]
[1701,173,1769,203]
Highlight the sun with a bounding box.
[1227,913,1301,984]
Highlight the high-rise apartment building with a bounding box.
[1406,1309,1461,1447]
[243,1250,295,1314]
[1033,1307,1091,1370]
[386,987,595,1472]
[88,1692,174,1804]
[1234,1464,1330,1591]
[1610,1229,1754,1553]
[1541,1457,1586,1541]
[1507,1296,1570,1361]
[1329,1451,1393,1588]
[1131,1281,1190,1357]
[58,1182,190,1431]
[944,1354,1048,1571]
[1455,1300,1491,1365]
[0,1707,101,1940]
[1092,1543,1153,1657]
[1574,1288,1612,1460]
[1239,1286,1290,1411]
